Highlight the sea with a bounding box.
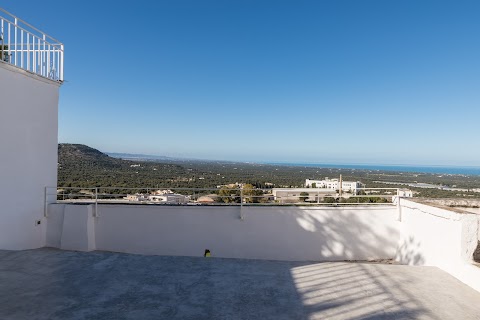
[266,163,480,176]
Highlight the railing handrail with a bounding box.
[0,7,64,82]
[0,8,63,45]
[45,186,402,212]
[50,186,401,191]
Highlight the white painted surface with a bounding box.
[60,205,96,252]
[46,201,480,292]
[48,204,400,261]
[0,63,60,249]
[45,204,65,248]
[396,199,480,292]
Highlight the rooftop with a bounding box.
[1,248,480,320]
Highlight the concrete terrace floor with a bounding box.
[1,249,480,320]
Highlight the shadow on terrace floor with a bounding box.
[1,248,480,319]
[258,206,480,319]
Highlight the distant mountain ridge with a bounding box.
[58,143,123,169]
[57,144,186,188]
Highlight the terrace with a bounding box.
[1,248,480,320]
[1,7,480,319]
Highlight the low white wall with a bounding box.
[47,204,400,261]
[46,201,480,292]
[0,63,60,249]
[396,199,480,292]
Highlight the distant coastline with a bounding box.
[105,149,480,176]
[266,163,480,176]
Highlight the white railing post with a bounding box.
[42,34,46,77]
[7,21,10,62]
[240,187,244,220]
[26,32,29,70]
[59,44,64,80]
[94,187,98,217]
[397,188,402,221]
[13,17,17,66]
[20,28,23,68]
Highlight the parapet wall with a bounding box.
[47,204,400,261]
[396,199,480,292]
[46,201,480,292]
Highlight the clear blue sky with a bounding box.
[3,1,480,165]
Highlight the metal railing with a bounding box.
[0,8,63,81]
[45,186,401,216]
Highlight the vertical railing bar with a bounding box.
[20,28,23,68]
[60,44,64,80]
[26,32,30,70]
[32,35,36,73]
[37,37,40,74]
[42,35,46,77]
[46,43,50,78]
[52,46,56,79]
[14,18,17,66]
[7,20,11,63]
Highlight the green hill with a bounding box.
[58,144,186,189]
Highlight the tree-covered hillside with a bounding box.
[58,144,186,188]
[58,144,480,198]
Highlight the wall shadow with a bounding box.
[396,236,425,265]
[268,206,433,319]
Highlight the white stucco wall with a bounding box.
[46,201,480,292]
[47,204,400,261]
[396,199,480,292]
[0,63,60,249]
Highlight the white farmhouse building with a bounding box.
[398,188,414,197]
[148,193,188,204]
[305,178,363,193]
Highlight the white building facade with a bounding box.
[305,178,363,192]
[0,8,64,249]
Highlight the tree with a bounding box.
[311,182,317,188]
[323,197,337,203]
[218,186,240,203]
[243,184,264,203]
[299,192,309,202]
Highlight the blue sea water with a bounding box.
[266,163,480,176]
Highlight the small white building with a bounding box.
[305,178,363,193]
[398,189,413,197]
[148,193,188,204]
[124,194,149,202]
[152,189,174,195]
